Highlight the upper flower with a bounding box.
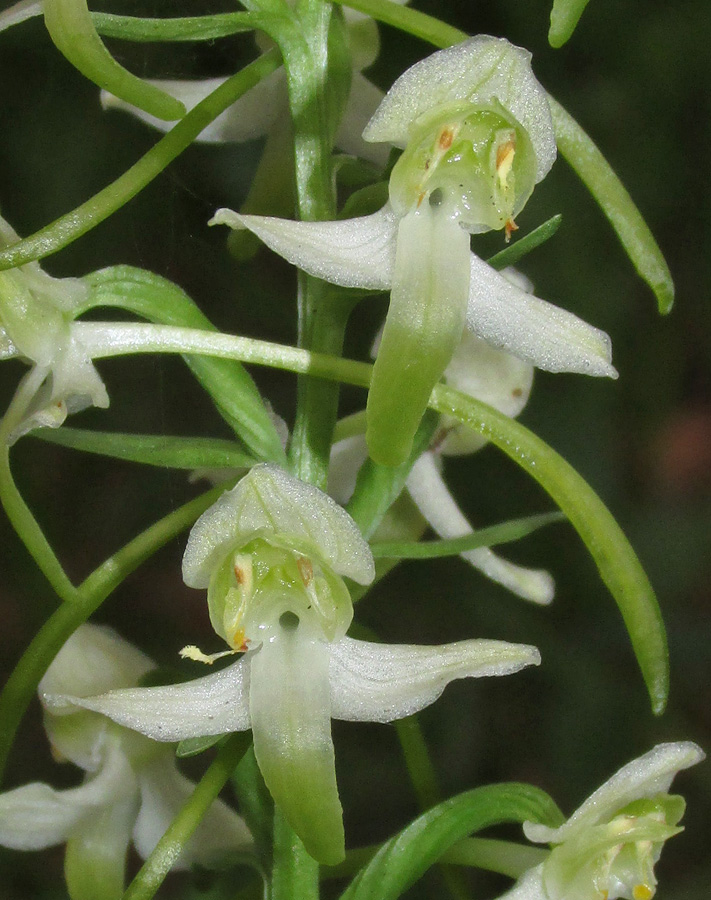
[48,464,542,865]
[500,742,705,900]
[212,36,616,467]
[0,624,250,900]
[0,213,108,443]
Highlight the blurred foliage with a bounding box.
[0,0,709,897]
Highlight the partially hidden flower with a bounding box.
[501,742,705,900]
[0,624,251,900]
[0,213,108,444]
[330,285,554,605]
[211,36,617,467]
[47,464,542,865]
[98,1,409,167]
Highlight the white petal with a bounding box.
[329,634,540,723]
[101,69,287,144]
[209,205,398,291]
[466,253,617,378]
[327,434,368,505]
[40,624,155,771]
[407,453,554,605]
[0,740,133,850]
[133,755,251,868]
[524,742,705,845]
[44,658,252,742]
[335,72,389,166]
[363,36,556,182]
[498,865,547,900]
[0,0,42,33]
[183,464,374,588]
[250,620,344,864]
[439,330,534,456]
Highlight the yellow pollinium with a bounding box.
[633,885,654,900]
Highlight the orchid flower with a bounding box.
[0,213,108,444]
[211,35,617,467]
[98,1,408,168]
[500,742,704,900]
[46,464,542,865]
[0,624,251,900]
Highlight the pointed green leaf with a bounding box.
[371,511,565,559]
[549,97,674,313]
[432,382,669,714]
[487,215,563,271]
[43,0,185,121]
[339,783,563,900]
[549,0,592,47]
[33,427,255,471]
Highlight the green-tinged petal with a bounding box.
[466,253,617,377]
[0,0,42,32]
[363,35,556,181]
[47,659,251,742]
[432,382,669,713]
[329,635,540,723]
[64,781,139,900]
[340,784,563,900]
[549,0,592,47]
[183,464,374,588]
[210,205,398,290]
[549,97,674,313]
[101,69,286,144]
[250,619,344,865]
[499,865,546,900]
[524,742,705,845]
[43,0,185,121]
[0,740,133,851]
[366,205,470,466]
[34,427,255,471]
[335,72,389,166]
[407,453,554,604]
[133,756,252,867]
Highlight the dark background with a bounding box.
[0,0,709,897]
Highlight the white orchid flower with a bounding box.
[500,742,705,900]
[98,1,409,167]
[212,35,616,467]
[0,624,251,900]
[46,464,541,865]
[0,214,108,444]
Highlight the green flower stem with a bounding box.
[331,0,466,48]
[92,11,257,42]
[487,214,563,271]
[394,716,441,810]
[272,806,320,900]
[43,0,185,120]
[371,512,565,559]
[442,837,548,878]
[122,733,253,900]
[76,324,668,712]
[548,96,674,313]
[0,50,282,270]
[0,371,79,604]
[0,482,229,784]
[280,1,349,490]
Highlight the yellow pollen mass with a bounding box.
[496,139,516,188]
[633,885,654,900]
